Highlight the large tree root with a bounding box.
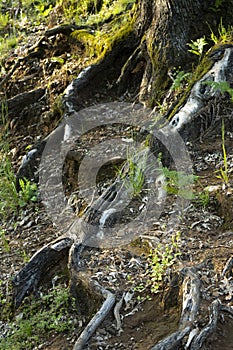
[13,237,73,308]
[150,267,200,350]
[168,47,233,138]
[150,262,233,350]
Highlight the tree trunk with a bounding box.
[113,0,233,106]
[136,0,233,104]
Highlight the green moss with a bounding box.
[168,55,213,120]
[146,36,173,106]
[71,3,137,63]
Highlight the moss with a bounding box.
[71,2,137,64]
[146,36,173,107]
[167,55,213,120]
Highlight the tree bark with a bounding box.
[136,0,233,104]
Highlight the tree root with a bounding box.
[168,47,233,138]
[150,267,200,350]
[115,41,145,94]
[72,272,115,350]
[190,299,220,350]
[150,326,191,350]
[13,237,73,308]
[150,261,233,350]
[2,88,46,120]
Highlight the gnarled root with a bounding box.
[150,267,200,350]
[12,237,73,308]
[72,273,115,350]
[150,261,233,350]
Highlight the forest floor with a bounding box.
[0,18,233,350]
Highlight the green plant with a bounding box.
[122,146,149,197]
[0,35,18,56]
[0,229,10,253]
[203,80,233,102]
[0,13,10,31]
[196,188,210,208]
[0,105,38,219]
[21,250,30,263]
[0,152,20,218]
[0,285,76,350]
[18,178,38,207]
[171,68,191,92]
[210,0,224,12]
[160,167,199,200]
[147,233,181,294]
[71,0,136,63]
[0,153,38,218]
[187,36,208,59]
[35,2,54,17]
[209,19,233,45]
[216,119,229,185]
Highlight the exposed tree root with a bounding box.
[150,262,233,350]
[72,272,115,350]
[13,237,73,308]
[168,48,233,138]
[115,41,146,94]
[190,299,220,350]
[150,267,200,350]
[2,88,46,120]
[150,326,191,350]
[179,268,200,325]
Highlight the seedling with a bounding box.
[187,37,208,59]
[147,232,181,294]
[216,120,229,185]
[171,68,191,92]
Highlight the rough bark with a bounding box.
[140,0,233,103]
[1,88,45,120]
[13,237,73,308]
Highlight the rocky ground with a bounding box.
[0,13,233,350]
